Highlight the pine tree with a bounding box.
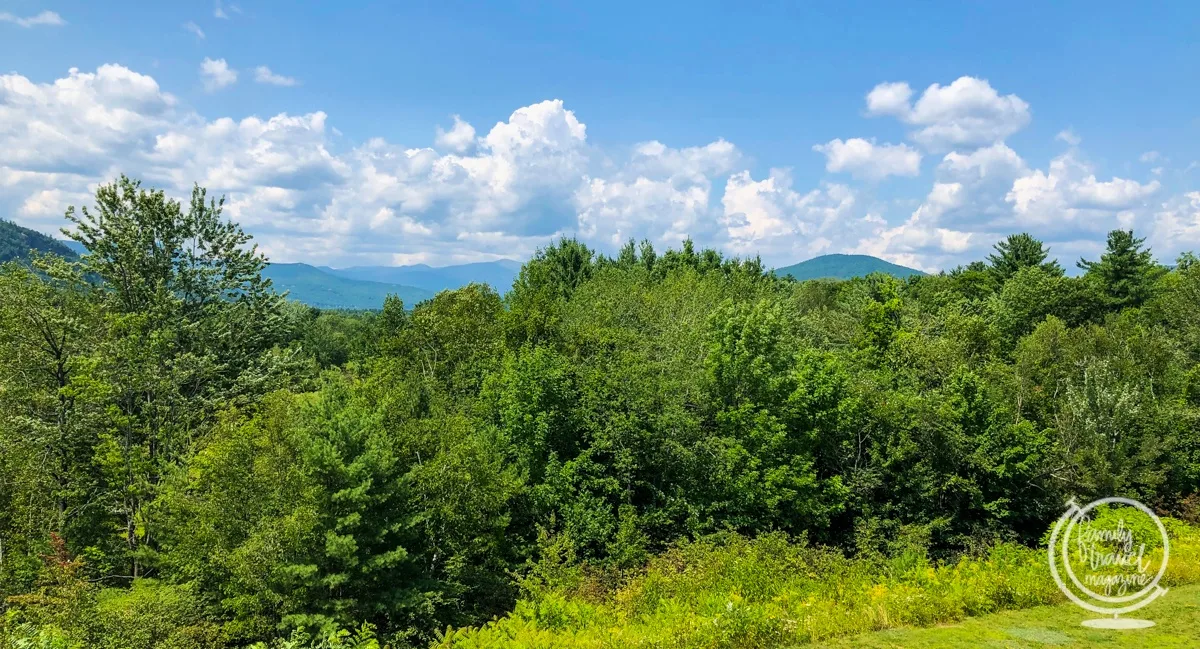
[987,233,1063,285]
[1077,229,1164,310]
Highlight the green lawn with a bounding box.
[822,584,1200,648]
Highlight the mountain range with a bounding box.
[318,260,522,294]
[2,220,925,309]
[261,263,436,310]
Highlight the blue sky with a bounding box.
[2,1,1198,270]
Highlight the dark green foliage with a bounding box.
[1078,229,1166,310]
[0,219,78,263]
[987,233,1063,286]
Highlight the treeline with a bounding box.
[1,177,1199,648]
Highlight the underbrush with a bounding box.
[5,520,1199,649]
[433,520,1200,649]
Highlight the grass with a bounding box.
[434,520,1200,649]
[823,582,1200,648]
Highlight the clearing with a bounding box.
[823,583,1200,648]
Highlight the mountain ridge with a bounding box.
[0,220,78,262]
[321,259,521,294]
[5,220,926,308]
[261,263,435,310]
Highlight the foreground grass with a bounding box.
[435,520,1200,649]
[824,582,1200,648]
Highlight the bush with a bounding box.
[92,581,222,649]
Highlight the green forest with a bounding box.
[3,176,1200,648]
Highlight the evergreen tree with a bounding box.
[1077,229,1164,310]
[987,233,1063,285]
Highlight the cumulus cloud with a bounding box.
[866,76,1031,151]
[1150,192,1200,257]
[0,63,1193,271]
[865,82,913,117]
[939,142,1027,182]
[0,64,177,175]
[1007,153,1160,230]
[850,181,975,272]
[721,170,879,260]
[0,10,64,27]
[576,139,740,246]
[254,66,299,87]
[200,58,237,91]
[434,116,476,153]
[813,138,921,180]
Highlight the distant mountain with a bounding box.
[774,254,924,281]
[59,239,88,256]
[0,220,77,263]
[1,222,433,310]
[321,259,522,294]
[263,263,435,310]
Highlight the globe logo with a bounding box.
[1047,496,1171,629]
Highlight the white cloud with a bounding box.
[0,63,1192,271]
[214,0,231,19]
[434,115,476,153]
[1008,153,1160,219]
[847,144,1028,270]
[0,64,177,176]
[1056,129,1081,146]
[1002,152,1162,247]
[850,182,974,272]
[200,58,237,92]
[575,139,739,246]
[0,10,64,28]
[939,142,1027,182]
[184,21,205,40]
[1150,192,1200,256]
[721,171,876,260]
[813,138,921,180]
[866,76,1031,151]
[865,82,913,117]
[1140,151,1161,163]
[254,66,299,87]
[1072,175,1161,209]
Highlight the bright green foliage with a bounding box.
[700,300,845,534]
[434,524,1200,648]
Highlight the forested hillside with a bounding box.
[261,263,435,309]
[3,178,1200,648]
[774,253,924,281]
[0,219,77,263]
